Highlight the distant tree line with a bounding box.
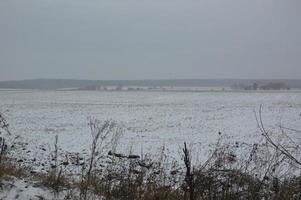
[231,82,290,90]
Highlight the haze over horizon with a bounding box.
[1,0,300,81]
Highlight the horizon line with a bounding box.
[1,78,301,82]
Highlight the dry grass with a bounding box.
[1,111,301,200]
[0,112,25,181]
[0,157,25,180]
[38,169,71,192]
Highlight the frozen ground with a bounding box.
[0,178,55,200]
[0,90,301,171]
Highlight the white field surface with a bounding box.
[0,90,301,172]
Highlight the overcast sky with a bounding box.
[0,0,300,81]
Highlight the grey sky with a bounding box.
[0,0,300,81]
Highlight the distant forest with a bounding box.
[0,79,301,90]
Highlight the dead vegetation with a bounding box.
[0,113,24,181]
[1,109,301,200]
[0,113,26,197]
[38,134,71,197]
[0,157,25,181]
[0,112,10,164]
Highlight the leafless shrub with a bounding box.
[75,144,181,200]
[0,112,10,163]
[255,105,301,167]
[40,134,70,198]
[0,112,10,136]
[0,112,25,183]
[79,119,123,199]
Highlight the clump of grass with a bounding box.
[38,134,71,197]
[0,112,25,182]
[0,157,25,180]
[77,145,181,200]
[39,169,71,195]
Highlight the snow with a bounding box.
[0,178,56,200]
[0,90,300,171]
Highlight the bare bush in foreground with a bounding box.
[80,119,123,200]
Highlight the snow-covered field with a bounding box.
[1,90,301,170]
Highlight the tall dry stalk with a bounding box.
[81,119,123,200]
[0,112,10,163]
